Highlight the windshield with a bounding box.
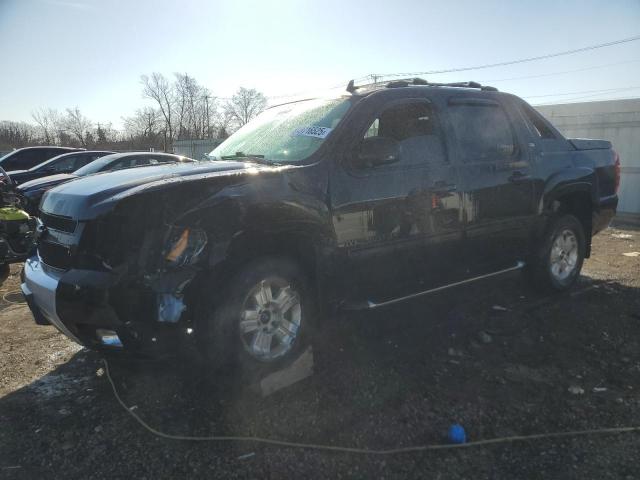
[73,154,117,176]
[209,98,352,164]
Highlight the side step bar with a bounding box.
[344,261,525,310]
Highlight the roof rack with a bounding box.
[346,77,498,92]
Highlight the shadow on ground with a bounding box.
[2,270,640,479]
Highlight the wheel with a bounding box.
[526,214,586,292]
[197,257,314,379]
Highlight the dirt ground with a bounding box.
[1,225,639,479]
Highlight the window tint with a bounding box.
[134,156,152,166]
[73,153,98,170]
[48,155,76,172]
[1,151,24,170]
[11,149,53,169]
[362,102,446,166]
[448,102,515,163]
[46,148,66,159]
[108,157,139,171]
[520,103,556,139]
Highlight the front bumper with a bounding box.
[21,257,82,341]
[21,255,188,356]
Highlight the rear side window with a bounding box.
[73,153,101,170]
[108,157,139,170]
[362,101,447,167]
[8,149,54,169]
[0,151,24,170]
[448,101,515,163]
[520,103,557,139]
[48,155,77,172]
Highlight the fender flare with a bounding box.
[538,167,597,215]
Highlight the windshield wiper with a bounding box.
[220,152,281,166]
[221,151,264,159]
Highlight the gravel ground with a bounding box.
[1,226,639,479]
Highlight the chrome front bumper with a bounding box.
[21,256,83,344]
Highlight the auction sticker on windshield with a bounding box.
[292,126,332,138]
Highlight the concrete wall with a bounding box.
[536,99,640,218]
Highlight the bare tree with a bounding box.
[141,73,175,150]
[62,107,92,147]
[123,107,162,138]
[31,108,61,145]
[0,121,39,150]
[224,87,267,129]
[173,73,217,139]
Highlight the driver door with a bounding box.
[329,97,463,302]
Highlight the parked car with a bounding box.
[7,150,115,185]
[21,79,619,376]
[0,146,83,171]
[17,152,195,215]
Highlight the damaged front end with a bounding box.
[28,179,231,356]
[147,225,209,325]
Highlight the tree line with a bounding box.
[0,72,268,152]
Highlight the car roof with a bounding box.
[268,79,516,110]
[48,150,114,159]
[11,146,84,152]
[98,151,190,161]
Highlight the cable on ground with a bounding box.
[103,358,640,455]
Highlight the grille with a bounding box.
[39,241,72,270]
[40,211,77,233]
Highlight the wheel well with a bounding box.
[553,191,593,257]
[220,231,319,291]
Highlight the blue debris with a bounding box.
[448,424,467,444]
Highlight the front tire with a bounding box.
[197,257,313,379]
[526,214,586,292]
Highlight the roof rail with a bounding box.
[385,78,499,92]
[344,78,499,93]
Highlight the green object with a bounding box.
[0,207,30,221]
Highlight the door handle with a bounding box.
[431,180,457,193]
[508,171,531,183]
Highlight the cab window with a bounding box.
[448,101,515,163]
[362,101,447,167]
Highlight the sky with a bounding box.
[1,0,639,129]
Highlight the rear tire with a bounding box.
[525,214,586,292]
[196,257,314,381]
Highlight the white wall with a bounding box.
[536,99,640,216]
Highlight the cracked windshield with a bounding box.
[0,0,639,478]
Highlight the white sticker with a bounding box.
[292,126,332,139]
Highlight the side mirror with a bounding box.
[355,136,401,168]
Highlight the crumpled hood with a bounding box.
[40,161,268,219]
[17,173,77,192]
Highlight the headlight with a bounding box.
[163,226,207,267]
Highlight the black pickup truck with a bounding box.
[21,79,619,373]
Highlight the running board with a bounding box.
[343,261,526,310]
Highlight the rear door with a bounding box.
[330,96,463,301]
[447,96,536,272]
